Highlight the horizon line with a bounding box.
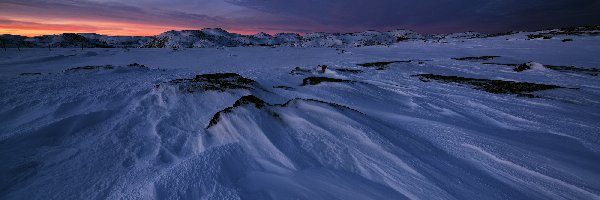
[2,24,598,38]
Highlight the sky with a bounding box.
[1,0,600,36]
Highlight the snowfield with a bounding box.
[1,35,600,199]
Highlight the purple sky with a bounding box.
[1,0,599,36]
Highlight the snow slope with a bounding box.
[1,36,600,199]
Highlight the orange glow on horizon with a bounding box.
[0,18,279,37]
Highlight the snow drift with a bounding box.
[1,34,600,199]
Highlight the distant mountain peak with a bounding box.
[1,26,598,48]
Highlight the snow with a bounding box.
[1,34,600,199]
[527,62,548,71]
[2,29,424,49]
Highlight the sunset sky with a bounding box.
[1,0,600,36]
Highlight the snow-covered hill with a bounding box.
[2,26,598,49]
[0,28,424,48]
[0,33,150,48]
[1,30,600,199]
[141,28,424,48]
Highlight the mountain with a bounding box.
[1,26,599,49]
[0,28,423,48]
[141,28,424,48]
[0,33,150,48]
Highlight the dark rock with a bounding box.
[414,74,563,98]
[302,77,354,85]
[273,85,294,90]
[170,73,257,93]
[513,63,531,72]
[19,73,42,76]
[451,56,500,61]
[64,65,114,72]
[127,63,146,68]
[544,65,600,76]
[335,68,363,73]
[290,67,312,75]
[357,61,409,70]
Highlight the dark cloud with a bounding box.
[228,0,600,33]
[0,0,320,34]
[1,0,599,35]
[0,0,227,27]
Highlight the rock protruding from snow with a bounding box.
[169,73,259,93]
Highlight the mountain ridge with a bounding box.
[1,26,599,48]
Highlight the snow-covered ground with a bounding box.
[1,36,600,199]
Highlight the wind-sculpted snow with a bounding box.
[1,37,600,199]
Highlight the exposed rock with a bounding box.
[302,77,354,85]
[357,61,409,70]
[451,56,500,61]
[169,73,258,93]
[414,74,563,98]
